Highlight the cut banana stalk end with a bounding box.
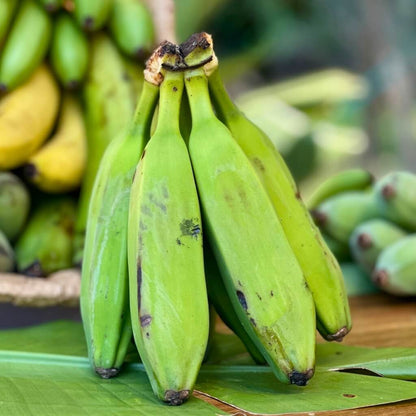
[95,367,120,379]
[289,368,315,386]
[164,390,191,406]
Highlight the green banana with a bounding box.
[374,171,416,231]
[81,69,158,379]
[0,0,18,44]
[0,172,30,242]
[73,33,139,266]
[340,262,380,296]
[50,12,89,89]
[349,219,407,274]
[203,240,266,365]
[0,229,14,272]
[307,168,374,210]
[38,0,62,13]
[185,66,316,386]
[14,196,76,276]
[311,191,380,245]
[128,67,209,404]
[199,38,350,342]
[372,235,416,296]
[109,0,154,59]
[74,0,113,31]
[0,0,52,93]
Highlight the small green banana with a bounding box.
[312,191,380,245]
[81,67,159,379]
[0,229,14,272]
[74,0,113,31]
[372,235,416,296]
[50,12,89,89]
[349,219,407,274]
[128,65,209,404]
[0,0,18,44]
[0,172,30,242]
[203,241,266,365]
[73,33,139,266]
[307,168,374,210]
[374,171,416,231]
[185,66,316,386]
[0,0,52,93]
[15,195,76,276]
[37,0,62,13]
[109,0,154,59]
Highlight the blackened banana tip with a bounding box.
[22,260,44,277]
[372,269,389,287]
[310,209,327,226]
[164,389,190,406]
[82,16,95,31]
[23,163,38,179]
[325,326,350,342]
[289,368,314,386]
[95,367,120,379]
[357,232,373,249]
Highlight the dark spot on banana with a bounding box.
[95,367,120,379]
[372,269,389,287]
[164,389,190,406]
[180,218,201,239]
[132,169,136,183]
[22,260,44,277]
[140,314,152,327]
[149,193,167,212]
[289,368,314,386]
[270,290,274,297]
[252,157,265,172]
[82,16,95,31]
[176,238,183,245]
[343,393,356,398]
[256,292,262,300]
[357,232,373,249]
[295,190,301,199]
[236,290,248,311]
[172,86,178,92]
[141,149,146,159]
[238,280,242,287]
[250,318,257,327]
[137,261,142,311]
[335,351,342,355]
[381,184,396,200]
[146,332,149,338]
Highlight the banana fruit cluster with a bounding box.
[81,33,352,406]
[0,0,155,275]
[310,169,416,296]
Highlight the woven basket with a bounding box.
[0,269,80,307]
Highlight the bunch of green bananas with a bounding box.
[309,169,416,296]
[80,32,352,406]
[0,0,155,275]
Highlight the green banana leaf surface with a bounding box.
[0,321,416,415]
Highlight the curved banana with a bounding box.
[24,93,87,193]
[198,37,350,342]
[128,63,209,405]
[372,235,416,296]
[0,230,14,272]
[51,12,89,89]
[0,172,30,242]
[374,171,416,231]
[0,0,52,92]
[15,196,76,276]
[349,219,407,274]
[81,69,158,379]
[185,67,316,386]
[73,33,139,266]
[74,0,113,31]
[0,0,18,44]
[0,64,60,170]
[109,0,154,59]
[307,168,374,210]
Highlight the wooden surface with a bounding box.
[200,293,416,415]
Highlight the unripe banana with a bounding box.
[0,0,52,92]
[128,63,209,404]
[74,0,113,31]
[24,93,87,193]
[197,35,350,342]
[0,172,30,242]
[311,191,380,245]
[374,171,416,231]
[73,34,138,266]
[109,0,154,59]
[307,168,374,210]
[185,66,316,386]
[81,74,159,378]
[38,0,62,13]
[15,196,76,276]
[372,235,416,296]
[349,219,407,274]
[0,229,14,272]
[50,12,89,89]
[0,0,18,44]
[0,64,60,170]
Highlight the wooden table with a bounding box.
[200,293,416,415]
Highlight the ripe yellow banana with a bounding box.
[24,93,87,193]
[185,66,316,386]
[201,39,351,342]
[0,64,60,170]
[128,55,209,404]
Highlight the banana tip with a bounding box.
[324,326,350,342]
[381,184,396,200]
[21,260,44,277]
[310,209,327,226]
[82,16,95,31]
[0,83,7,95]
[164,389,190,406]
[357,232,373,249]
[66,79,81,90]
[95,367,120,379]
[289,368,314,386]
[372,269,389,287]
[23,163,38,180]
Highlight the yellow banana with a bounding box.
[24,93,87,193]
[0,64,60,170]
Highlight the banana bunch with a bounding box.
[81,33,352,406]
[309,169,416,296]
